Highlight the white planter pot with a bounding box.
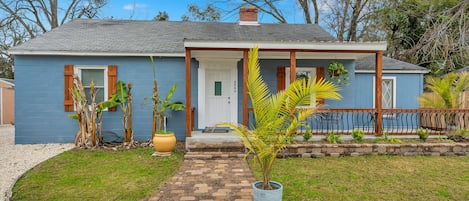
[252,181,283,201]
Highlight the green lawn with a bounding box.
[12,148,183,201]
[253,156,469,201]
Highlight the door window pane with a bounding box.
[214,81,222,96]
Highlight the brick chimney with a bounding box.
[239,6,259,25]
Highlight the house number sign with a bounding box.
[233,81,237,93]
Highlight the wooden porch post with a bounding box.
[290,51,296,83]
[243,50,249,126]
[185,48,192,137]
[375,51,383,136]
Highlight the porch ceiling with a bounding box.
[191,50,374,60]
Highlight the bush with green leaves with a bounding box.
[325,132,342,144]
[447,129,469,142]
[417,127,429,142]
[382,132,402,144]
[351,128,365,143]
[302,125,313,142]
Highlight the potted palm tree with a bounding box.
[218,47,341,201]
[149,56,185,156]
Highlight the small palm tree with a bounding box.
[419,72,469,108]
[218,47,341,190]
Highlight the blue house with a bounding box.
[10,7,428,144]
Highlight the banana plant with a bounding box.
[150,56,185,136]
[98,81,133,143]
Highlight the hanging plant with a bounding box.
[327,61,349,86]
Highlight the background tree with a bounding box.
[153,11,169,21]
[0,0,107,78]
[217,0,467,74]
[378,0,467,75]
[181,4,220,22]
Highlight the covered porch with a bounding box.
[183,40,389,137]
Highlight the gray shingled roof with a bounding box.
[356,55,428,72]
[10,19,336,54]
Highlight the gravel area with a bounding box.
[0,125,73,201]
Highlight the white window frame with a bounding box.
[286,67,317,108]
[74,66,108,107]
[373,76,396,109]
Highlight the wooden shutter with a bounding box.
[64,65,74,111]
[277,67,286,92]
[316,67,325,105]
[108,65,117,111]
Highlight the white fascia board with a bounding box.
[8,50,185,57]
[184,40,387,51]
[0,79,14,87]
[355,70,430,74]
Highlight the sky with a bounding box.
[98,0,306,23]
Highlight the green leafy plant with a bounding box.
[149,56,185,136]
[417,127,429,142]
[381,132,402,144]
[388,137,402,144]
[447,129,469,142]
[418,72,469,109]
[302,125,313,142]
[100,81,133,144]
[327,61,349,86]
[325,132,343,144]
[218,47,341,190]
[351,128,365,143]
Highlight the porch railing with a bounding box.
[248,108,469,135]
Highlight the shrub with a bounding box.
[302,125,313,142]
[325,132,342,144]
[447,129,469,142]
[351,128,365,143]
[417,127,429,142]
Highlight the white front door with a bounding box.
[197,59,238,129]
[205,69,231,126]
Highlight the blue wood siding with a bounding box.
[15,54,424,143]
[354,73,424,108]
[15,55,198,144]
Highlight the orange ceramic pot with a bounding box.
[152,133,176,155]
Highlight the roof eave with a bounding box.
[355,69,430,74]
[8,50,185,57]
[184,40,387,52]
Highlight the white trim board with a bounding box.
[356,70,429,74]
[185,40,387,51]
[8,50,185,57]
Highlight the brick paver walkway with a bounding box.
[145,159,255,201]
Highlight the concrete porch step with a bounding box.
[186,142,246,152]
[184,151,246,160]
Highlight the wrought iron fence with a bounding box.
[248,108,469,135]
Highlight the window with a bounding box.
[286,67,316,108]
[76,67,108,103]
[373,76,396,108]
